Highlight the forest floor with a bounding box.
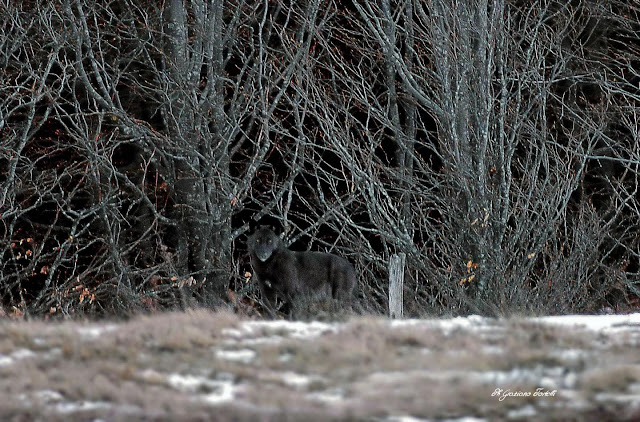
[0,310,639,421]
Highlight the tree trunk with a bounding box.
[163,0,230,305]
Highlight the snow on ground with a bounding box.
[534,312,640,330]
[215,348,257,363]
[0,348,36,367]
[0,311,639,421]
[75,324,118,340]
[222,319,340,341]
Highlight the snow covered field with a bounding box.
[0,311,638,421]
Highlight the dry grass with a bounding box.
[0,310,638,421]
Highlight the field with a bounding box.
[0,310,639,421]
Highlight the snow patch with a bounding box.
[76,324,117,340]
[167,373,212,391]
[225,320,339,340]
[390,315,493,335]
[258,370,325,389]
[279,371,317,388]
[166,373,236,405]
[307,388,345,404]
[389,313,640,334]
[0,348,36,367]
[54,400,112,413]
[12,348,36,359]
[201,382,236,405]
[534,313,640,331]
[216,348,256,363]
[221,320,339,349]
[136,369,238,405]
[18,389,65,404]
[31,390,65,403]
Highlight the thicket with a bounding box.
[1,0,639,318]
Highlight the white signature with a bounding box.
[491,387,557,401]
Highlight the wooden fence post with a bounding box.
[388,253,405,319]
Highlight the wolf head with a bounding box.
[248,226,282,262]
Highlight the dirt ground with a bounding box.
[0,310,639,421]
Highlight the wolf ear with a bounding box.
[259,225,279,235]
[249,222,270,232]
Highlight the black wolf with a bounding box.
[247,226,356,317]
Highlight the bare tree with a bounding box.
[292,0,640,314]
[1,0,638,317]
[0,0,338,315]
